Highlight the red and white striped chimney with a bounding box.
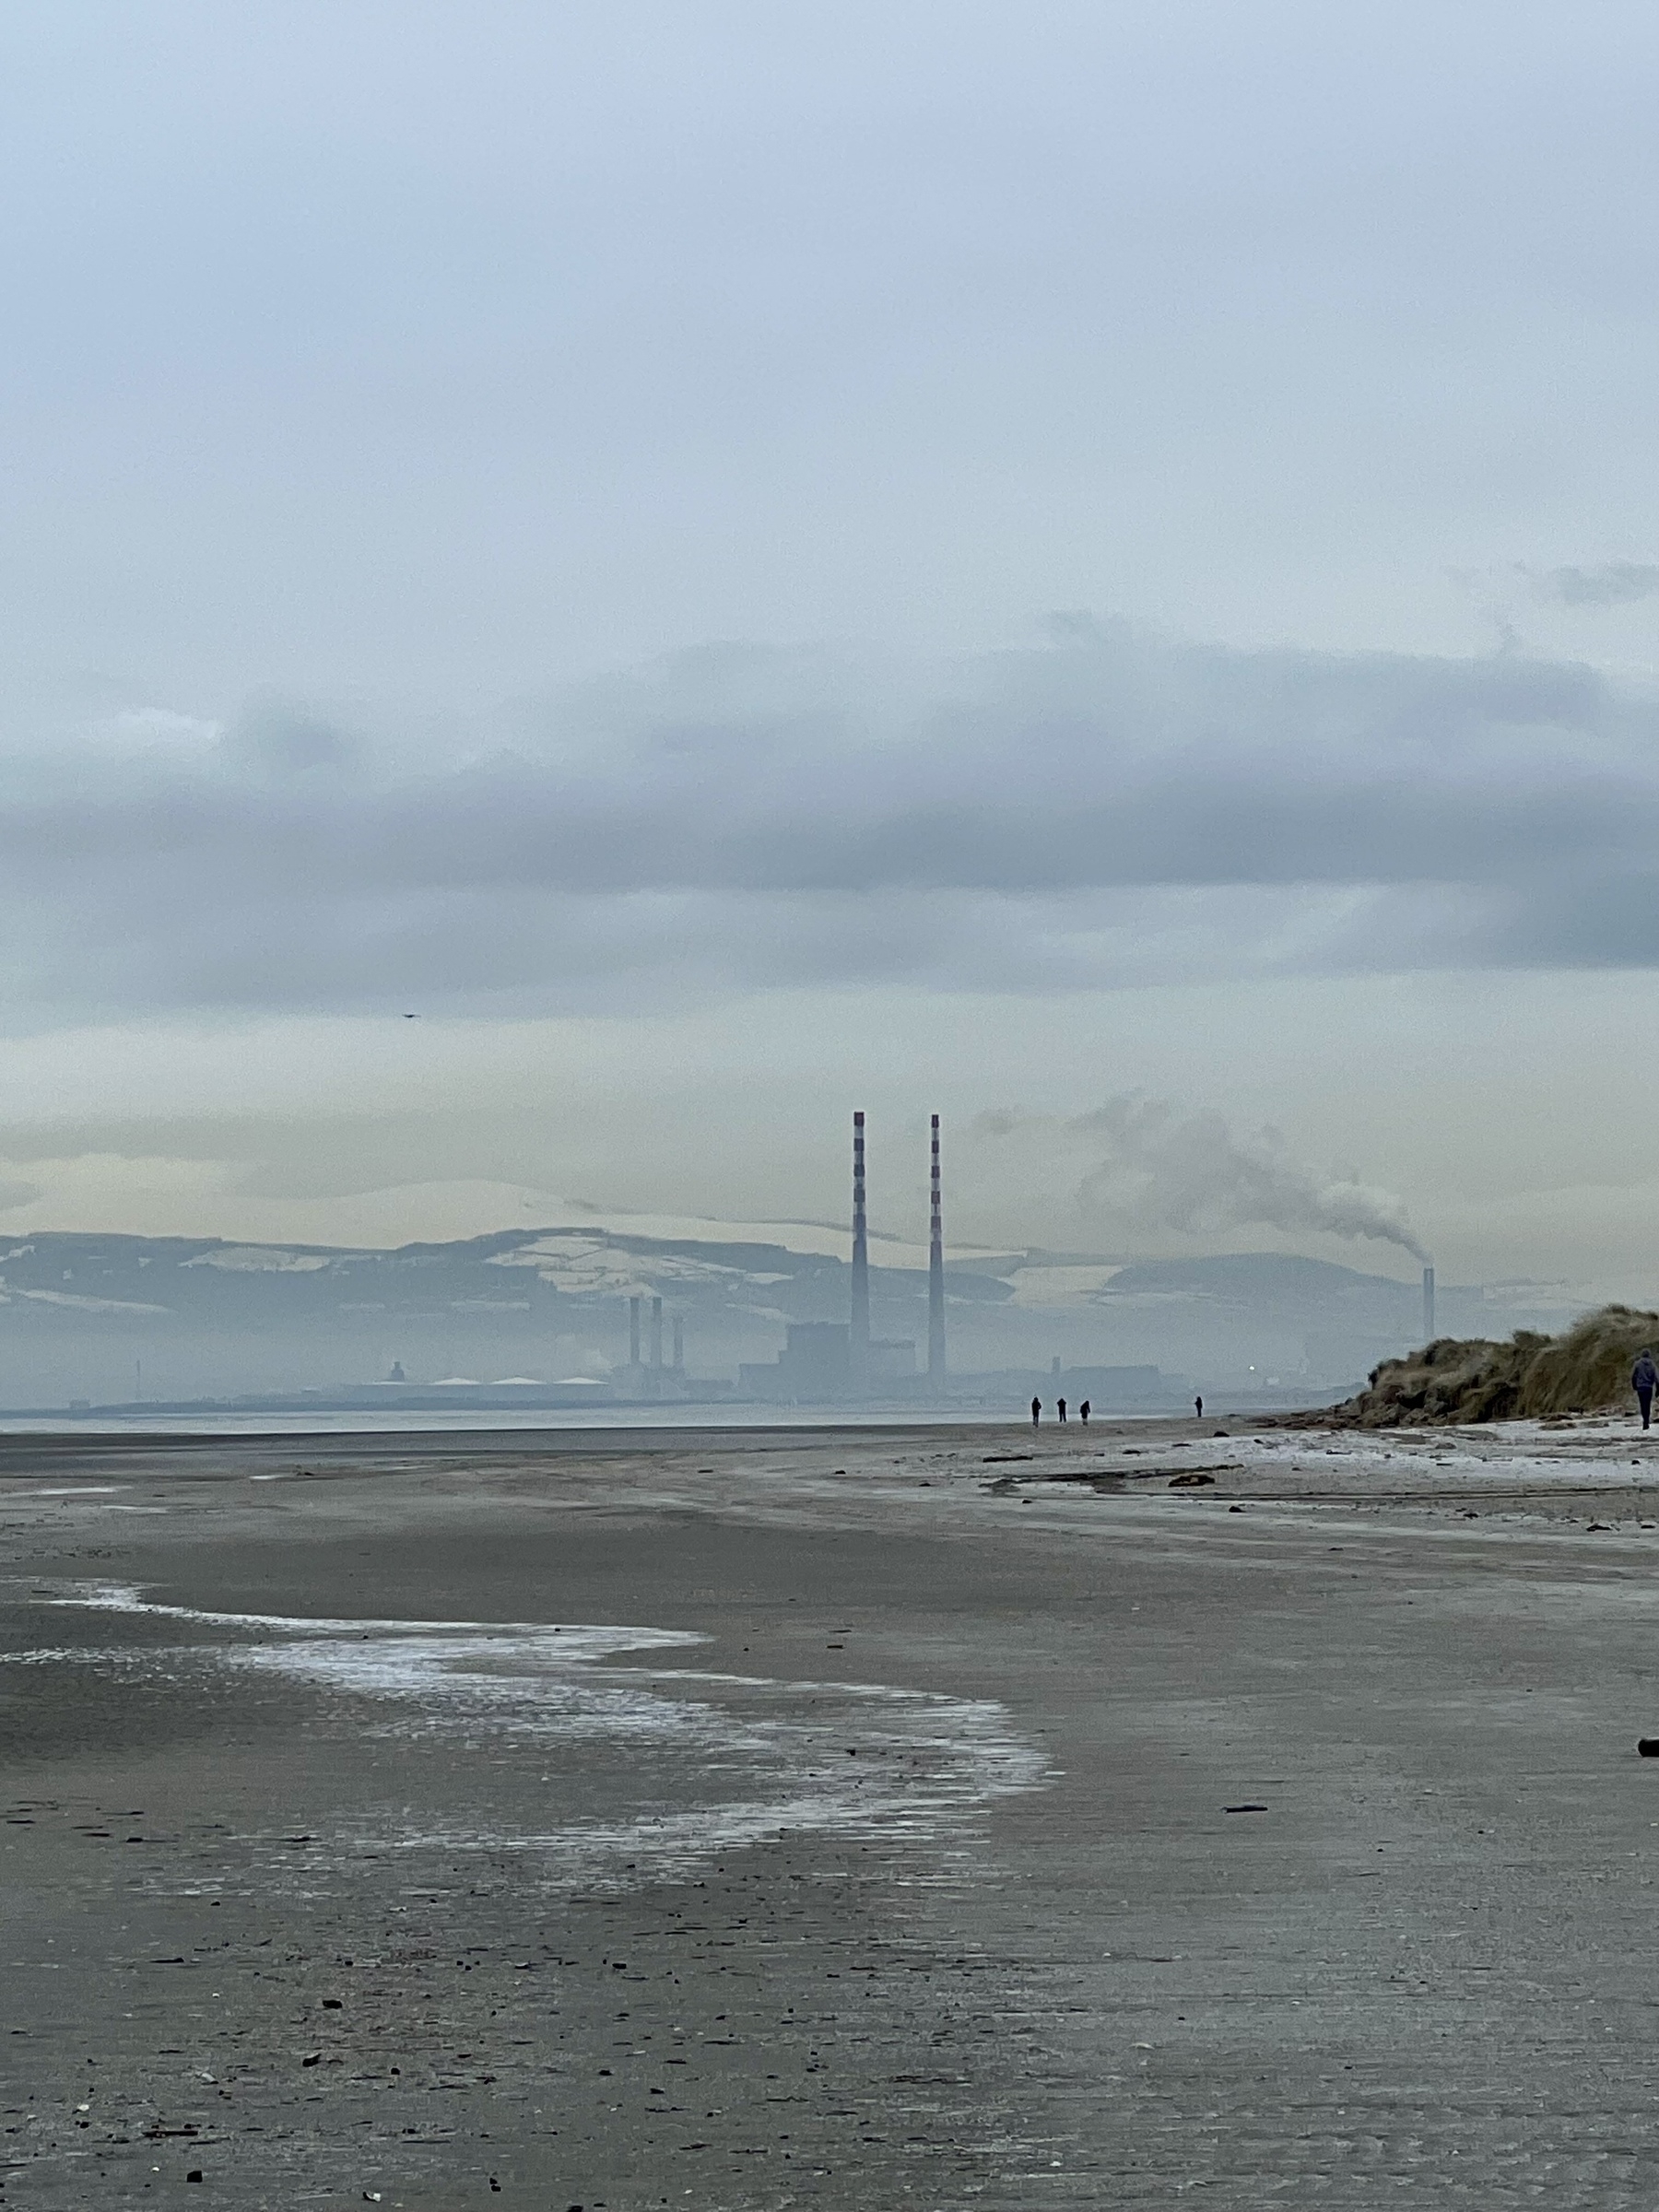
[850,1111,870,1394]
[928,1114,946,1383]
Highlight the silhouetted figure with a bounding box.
[1194,1394,1204,1419]
[1057,1397,1067,1424]
[1634,1350,1658,1431]
[1079,1399,1090,1425]
[1030,1395,1041,1427]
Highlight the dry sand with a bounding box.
[6,1412,1659,2206]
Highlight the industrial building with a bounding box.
[734,1112,941,1403]
[612,1291,691,1401]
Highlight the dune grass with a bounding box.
[1332,1304,1659,1427]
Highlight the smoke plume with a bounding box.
[1065,1095,1428,1263]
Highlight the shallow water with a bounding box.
[18,1581,1049,1893]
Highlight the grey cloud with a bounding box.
[1535,562,1659,610]
[0,1,1653,760]
[3,625,1659,1021]
[221,695,360,780]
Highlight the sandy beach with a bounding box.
[7,1412,1659,2208]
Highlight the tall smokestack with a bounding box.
[1422,1265,1435,1345]
[629,1294,641,1367]
[672,1314,684,1371]
[850,1111,870,1394]
[928,1112,946,1384]
[650,1295,664,1370]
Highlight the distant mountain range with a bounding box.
[0,1226,1583,1408]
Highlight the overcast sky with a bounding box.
[1,2,1655,1288]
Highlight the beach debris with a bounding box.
[1169,1471,1216,1487]
[1223,1804,1267,1813]
[186,2171,203,2183]
[1639,1739,1659,1757]
[301,2050,323,2067]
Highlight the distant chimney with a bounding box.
[650,1295,664,1370]
[672,1314,684,1371]
[1422,1264,1435,1345]
[1052,1354,1061,1377]
[629,1294,641,1367]
[850,1112,870,1394]
[927,1113,946,1384]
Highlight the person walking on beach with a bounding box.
[1057,1397,1067,1424]
[1080,1399,1090,1425]
[1634,1349,1658,1431]
[1194,1394,1204,1420]
[1030,1395,1041,1427]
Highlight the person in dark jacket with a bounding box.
[1030,1395,1041,1428]
[1057,1397,1067,1424]
[1079,1399,1090,1425]
[1633,1350,1658,1431]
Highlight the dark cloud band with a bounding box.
[2,627,1655,1018]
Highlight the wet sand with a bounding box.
[7,1414,1659,2207]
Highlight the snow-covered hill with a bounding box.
[0,1228,1578,1407]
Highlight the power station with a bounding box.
[610,1116,1430,1408]
[619,1289,688,1399]
[844,1111,947,1398]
